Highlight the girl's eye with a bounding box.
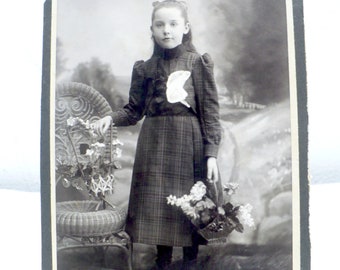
[170,22,178,27]
[155,22,164,28]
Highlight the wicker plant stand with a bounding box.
[56,201,132,270]
[55,83,132,269]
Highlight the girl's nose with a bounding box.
[163,25,170,35]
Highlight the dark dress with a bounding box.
[111,44,221,246]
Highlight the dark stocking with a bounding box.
[156,245,173,269]
[182,244,198,263]
[181,232,202,270]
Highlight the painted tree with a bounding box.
[71,58,124,110]
[201,0,289,105]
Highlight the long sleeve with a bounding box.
[192,53,222,157]
[111,61,147,126]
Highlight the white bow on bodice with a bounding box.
[166,70,191,108]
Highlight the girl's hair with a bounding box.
[151,0,197,53]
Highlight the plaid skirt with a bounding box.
[125,115,206,246]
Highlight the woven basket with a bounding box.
[56,201,127,237]
[198,218,235,242]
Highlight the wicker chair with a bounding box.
[55,82,132,270]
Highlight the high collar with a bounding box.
[153,44,186,60]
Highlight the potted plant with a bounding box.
[56,116,126,237]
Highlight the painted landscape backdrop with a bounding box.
[53,0,294,268]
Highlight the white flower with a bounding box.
[223,182,239,195]
[83,120,91,129]
[114,148,122,158]
[218,206,225,215]
[67,117,78,127]
[91,142,106,149]
[62,178,71,188]
[88,129,98,138]
[189,181,207,202]
[195,198,216,211]
[181,201,199,219]
[166,195,178,205]
[77,118,88,128]
[237,204,255,228]
[112,139,124,146]
[85,149,94,157]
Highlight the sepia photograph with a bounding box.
[48,0,306,269]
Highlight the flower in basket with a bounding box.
[56,117,123,199]
[166,181,255,241]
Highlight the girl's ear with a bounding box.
[150,26,155,40]
[184,22,190,35]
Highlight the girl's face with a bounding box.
[151,7,190,49]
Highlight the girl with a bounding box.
[94,1,221,268]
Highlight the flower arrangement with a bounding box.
[166,181,254,240]
[56,117,123,200]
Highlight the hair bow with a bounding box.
[152,0,188,10]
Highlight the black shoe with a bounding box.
[150,262,171,270]
[181,259,200,270]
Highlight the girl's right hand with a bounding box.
[92,115,113,136]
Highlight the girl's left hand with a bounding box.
[207,157,219,183]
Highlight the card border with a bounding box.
[40,0,310,269]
